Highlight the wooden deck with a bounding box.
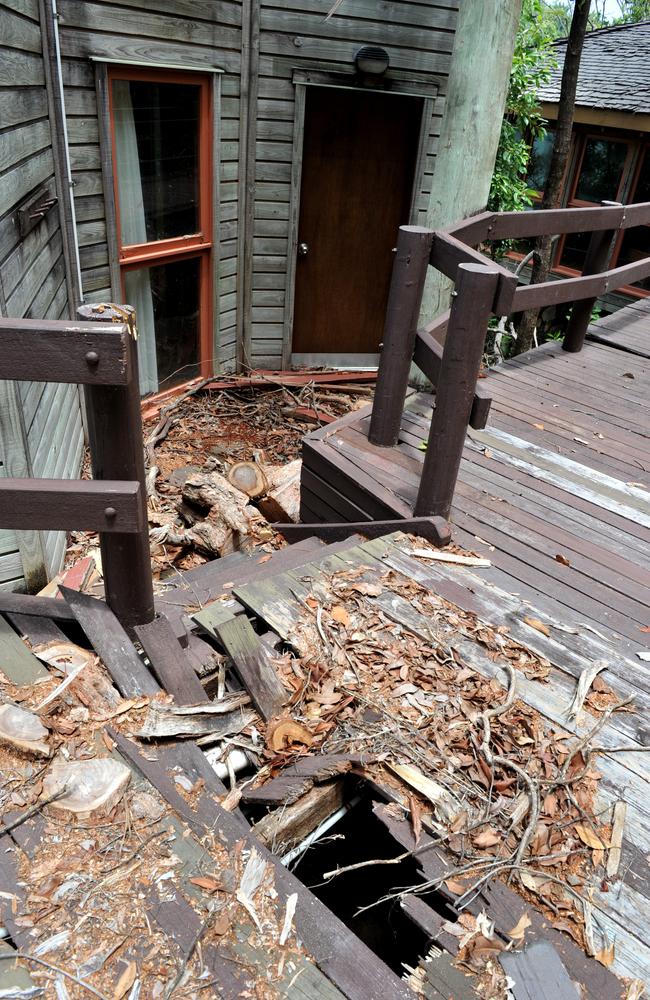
[1,530,648,993]
[302,302,650,665]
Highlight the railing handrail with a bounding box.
[444,200,650,242]
[430,201,650,320]
[370,203,650,520]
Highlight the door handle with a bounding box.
[297,241,309,257]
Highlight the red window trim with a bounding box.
[107,65,214,380]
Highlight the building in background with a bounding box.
[530,20,650,309]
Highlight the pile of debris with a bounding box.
[67,372,374,577]
[0,530,641,998]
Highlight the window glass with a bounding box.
[615,227,650,291]
[527,131,554,193]
[574,138,628,203]
[559,230,591,271]
[124,256,200,393]
[113,80,200,245]
[632,149,650,203]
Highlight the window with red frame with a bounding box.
[557,135,632,272]
[108,67,212,395]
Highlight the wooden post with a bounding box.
[563,201,620,354]
[368,226,434,447]
[414,263,499,520]
[77,303,154,631]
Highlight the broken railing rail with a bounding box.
[367,202,650,521]
[0,306,154,631]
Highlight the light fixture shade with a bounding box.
[355,46,390,76]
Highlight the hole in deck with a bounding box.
[288,796,454,975]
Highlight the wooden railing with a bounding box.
[368,202,650,520]
[0,304,154,630]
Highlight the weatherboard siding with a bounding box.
[56,0,245,371]
[0,0,84,590]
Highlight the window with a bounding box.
[610,148,650,294]
[527,130,555,197]
[558,135,631,271]
[108,68,212,395]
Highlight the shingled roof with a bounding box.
[538,20,650,115]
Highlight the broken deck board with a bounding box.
[60,586,160,697]
[374,805,621,1000]
[135,615,208,705]
[243,755,368,806]
[203,613,287,721]
[111,733,417,1000]
[501,941,580,1000]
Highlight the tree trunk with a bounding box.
[418,0,522,323]
[514,0,592,356]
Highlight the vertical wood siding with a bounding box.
[0,0,83,589]
[56,0,244,371]
[248,0,459,367]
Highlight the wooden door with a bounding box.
[292,87,423,361]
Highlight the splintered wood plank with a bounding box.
[419,952,478,999]
[252,781,345,854]
[208,614,286,721]
[374,807,621,1000]
[60,587,160,697]
[242,755,366,806]
[109,735,415,1000]
[135,616,208,705]
[500,942,580,1000]
[0,614,49,685]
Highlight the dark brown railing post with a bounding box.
[563,201,620,354]
[368,226,434,447]
[77,303,154,631]
[414,263,499,520]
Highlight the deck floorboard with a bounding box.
[301,304,650,663]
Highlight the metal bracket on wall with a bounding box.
[16,186,59,239]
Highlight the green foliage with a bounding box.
[488,0,556,214]
[610,0,650,24]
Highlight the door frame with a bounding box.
[283,71,438,369]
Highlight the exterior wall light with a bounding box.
[354,46,390,76]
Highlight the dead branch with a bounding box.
[0,951,109,999]
[0,785,69,837]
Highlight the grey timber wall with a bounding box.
[55,0,245,371]
[246,0,460,368]
[0,0,84,591]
